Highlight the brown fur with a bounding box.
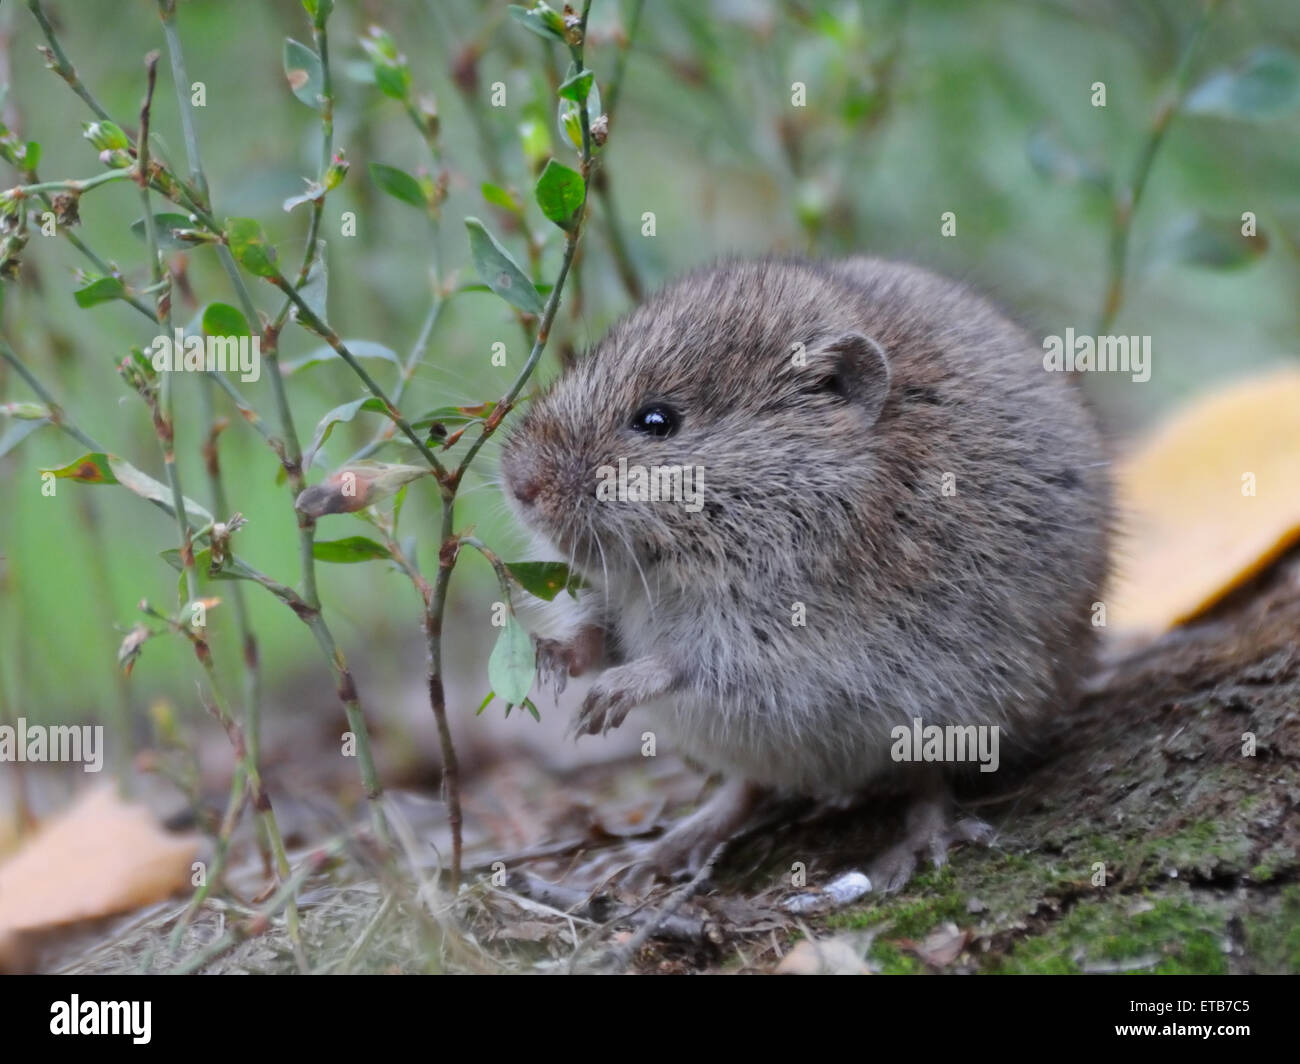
[502,256,1112,796]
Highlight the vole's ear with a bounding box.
[817,332,891,426]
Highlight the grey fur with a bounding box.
[501,256,1112,797]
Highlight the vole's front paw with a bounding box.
[567,655,674,739]
[534,637,574,696]
[535,625,606,697]
[570,681,634,737]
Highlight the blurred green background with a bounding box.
[1,0,1297,743]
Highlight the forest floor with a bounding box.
[24,562,1300,975]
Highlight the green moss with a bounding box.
[1246,841,1297,885]
[1062,832,1129,868]
[826,871,969,937]
[1242,885,1300,973]
[806,799,1259,975]
[1059,818,1255,890]
[993,895,1229,974]
[866,940,925,974]
[828,846,1076,943]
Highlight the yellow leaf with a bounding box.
[1108,368,1300,635]
[0,786,200,954]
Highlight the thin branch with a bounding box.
[152,0,391,844]
[133,48,301,955]
[169,841,340,975]
[274,279,449,479]
[345,285,445,464]
[594,0,646,301]
[423,0,599,892]
[0,336,101,452]
[156,0,208,205]
[269,10,334,334]
[1097,0,1221,333]
[26,0,113,120]
[5,169,133,197]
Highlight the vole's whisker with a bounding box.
[617,527,656,621]
[592,531,612,613]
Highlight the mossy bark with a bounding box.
[800,570,1300,974]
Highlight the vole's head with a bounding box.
[501,259,894,586]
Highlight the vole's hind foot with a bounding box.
[588,778,764,893]
[867,789,995,895]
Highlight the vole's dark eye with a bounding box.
[629,402,680,438]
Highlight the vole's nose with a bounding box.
[505,455,543,507]
[513,474,541,506]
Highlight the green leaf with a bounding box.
[1162,213,1269,270]
[43,452,118,484]
[410,402,495,430]
[475,690,496,716]
[313,535,391,563]
[1,401,49,420]
[225,217,280,278]
[518,117,551,171]
[372,64,410,101]
[481,182,522,213]
[160,546,257,582]
[45,452,213,524]
[303,397,390,468]
[82,120,130,152]
[505,560,585,601]
[22,141,40,172]
[488,613,536,706]
[557,80,601,151]
[464,216,544,315]
[201,302,251,338]
[557,68,594,104]
[130,213,199,250]
[302,0,333,27]
[358,27,409,100]
[369,162,426,209]
[73,276,125,308]
[281,339,399,375]
[534,159,585,230]
[521,696,541,722]
[1185,48,1300,122]
[508,3,565,42]
[284,38,324,109]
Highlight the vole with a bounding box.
[501,256,1112,892]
